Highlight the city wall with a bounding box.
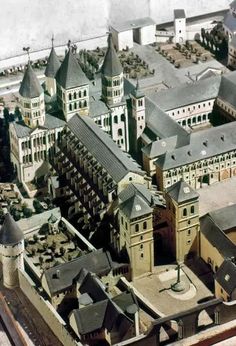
[18,270,82,346]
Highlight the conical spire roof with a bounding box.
[0,213,24,245]
[101,34,123,77]
[55,49,88,89]
[45,47,61,78]
[19,63,43,98]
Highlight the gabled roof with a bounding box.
[45,47,61,78]
[200,214,236,259]
[67,114,144,183]
[55,49,88,89]
[218,71,236,109]
[44,249,115,295]
[215,259,236,295]
[0,213,24,245]
[166,180,199,204]
[19,63,43,98]
[120,193,152,219]
[208,204,236,232]
[101,34,123,77]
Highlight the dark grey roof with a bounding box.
[148,76,221,111]
[215,259,236,295]
[89,98,109,118]
[0,213,24,245]
[43,249,114,295]
[145,98,189,144]
[200,214,236,259]
[12,114,65,138]
[67,114,145,183]
[142,136,178,159]
[45,47,61,78]
[218,71,236,109]
[224,12,236,32]
[19,63,43,98]
[119,183,165,208]
[119,194,152,219]
[55,49,88,89]
[131,80,144,98]
[174,9,186,18]
[101,34,123,77]
[231,0,236,8]
[155,121,236,170]
[112,291,138,314]
[166,180,199,204]
[208,204,236,232]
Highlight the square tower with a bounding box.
[174,9,187,44]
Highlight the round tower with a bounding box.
[0,213,24,288]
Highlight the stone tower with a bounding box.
[129,80,145,155]
[0,213,24,288]
[101,34,129,152]
[165,180,200,262]
[174,9,186,44]
[19,63,45,128]
[45,41,61,97]
[119,193,154,279]
[56,48,89,121]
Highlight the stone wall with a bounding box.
[18,270,82,346]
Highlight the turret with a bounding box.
[19,62,45,128]
[101,34,124,105]
[0,213,24,288]
[56,48,89,121]
[45,38,61,97]
[130,80,145,140]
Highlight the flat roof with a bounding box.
[111,17,155,32]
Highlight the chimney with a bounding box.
[203,140,208,147]
[56,269,60,279]
[221,134,225,141]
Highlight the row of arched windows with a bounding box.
[69,100,87,111]
[113,114,125,124]
[68,90,87,100]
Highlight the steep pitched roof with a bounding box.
[120,193,152,219]
[166,180,199,204]
[0,213,24,245]
[215,259,236,295]
[19,63,43,98]
[67,114,144,183]
[101,34,123,77]
[45,47,61,78]
[55,49,88,89]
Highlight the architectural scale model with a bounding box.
[1,1,236,345]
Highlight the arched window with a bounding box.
[118,128,122,136]
[74,102,77,110]
[69,93,72,101]
[79,91,82,98]
[135,224,139,232]
[121,114,125,122]
[84,100,87,107]
[84,90,87,97]
[73,92,77,99]
[183,208,187,217]
[191,205,194,214]
[79,101,82,108]
[143,221,147,230]
[114,115,118,124]
[69,104,72,111]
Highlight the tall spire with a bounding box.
[0,213,24,245]
[19,63,43,98]
[131,78,144,98]
[55,49,88,89]
[101,33,123,77]
[45,38,61,78]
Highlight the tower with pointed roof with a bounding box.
[165,180,200,262]
[101,34,129,152]
[0,213,24,288]
[45,38,61,97]
[129,80,146,155]
[118,193,154,279]
[56,48,89,121]
[19,62,45,128]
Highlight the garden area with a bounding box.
[25,222,83,271]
